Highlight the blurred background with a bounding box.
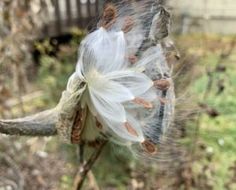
[0,0,235,189]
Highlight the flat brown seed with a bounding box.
[124,122,138,137]
[88,140,102,148]
[128,55,138,64]
[141,140,157,154]
[96,119,103,130]
[100,4,117,29]
[158,97,168,105]
[71,111,84,144]
[133,97,153,109]
[153,79,171,90]
[122,17,134,33]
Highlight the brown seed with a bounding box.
[88,139,102,148]
[71,111,84,144]
[124,122,138,137]
[133,97,153,109]
[128,55,138,64]
[71,134,80,144]
[158,97,168,105]
[96,119,103,130]
[153,79,171,90]
[141,140,157,154]
[100,4,117,29]
[122,16,134,33]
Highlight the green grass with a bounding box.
[191,50,236,190]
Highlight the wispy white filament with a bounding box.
[60,0,177,160]
[74,27,156,143]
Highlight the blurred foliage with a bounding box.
[190,42,236,190]
[173,34,236,190]
[35,28,86,108]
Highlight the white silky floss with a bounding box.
[69,27,157,143]
[57,1,176,158]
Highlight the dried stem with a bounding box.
[0,109,57,136]
[73,140,108,190]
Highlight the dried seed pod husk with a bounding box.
[149,6,170,42]
[71,109,86,144]
[56,74,86,144]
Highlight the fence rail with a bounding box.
[42,0,103,37]
[172,13,236,34]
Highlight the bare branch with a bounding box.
[0,109,57,136]
[73,140,108,190]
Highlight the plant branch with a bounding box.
[73,140,108,190]
[0,109,57,136]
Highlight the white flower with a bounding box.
[74,27,156,143]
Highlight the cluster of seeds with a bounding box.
[56,0,177,160]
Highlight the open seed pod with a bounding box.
[54,0,181,166]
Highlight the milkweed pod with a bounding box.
[149,6,170,42]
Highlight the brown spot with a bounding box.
[133,97,153,109]
[96,119,103,130]
[141,140,157,154]
[157,97,168,105]
[128,55,138,64]
[100,4,117,29]
[124,122,138,137]
[122,16,134,33]
[153,79,171,91]
[199,103,220,118]
[71,111,84,144]
[88,139,103,148]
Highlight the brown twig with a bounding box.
[73,140,108,190]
